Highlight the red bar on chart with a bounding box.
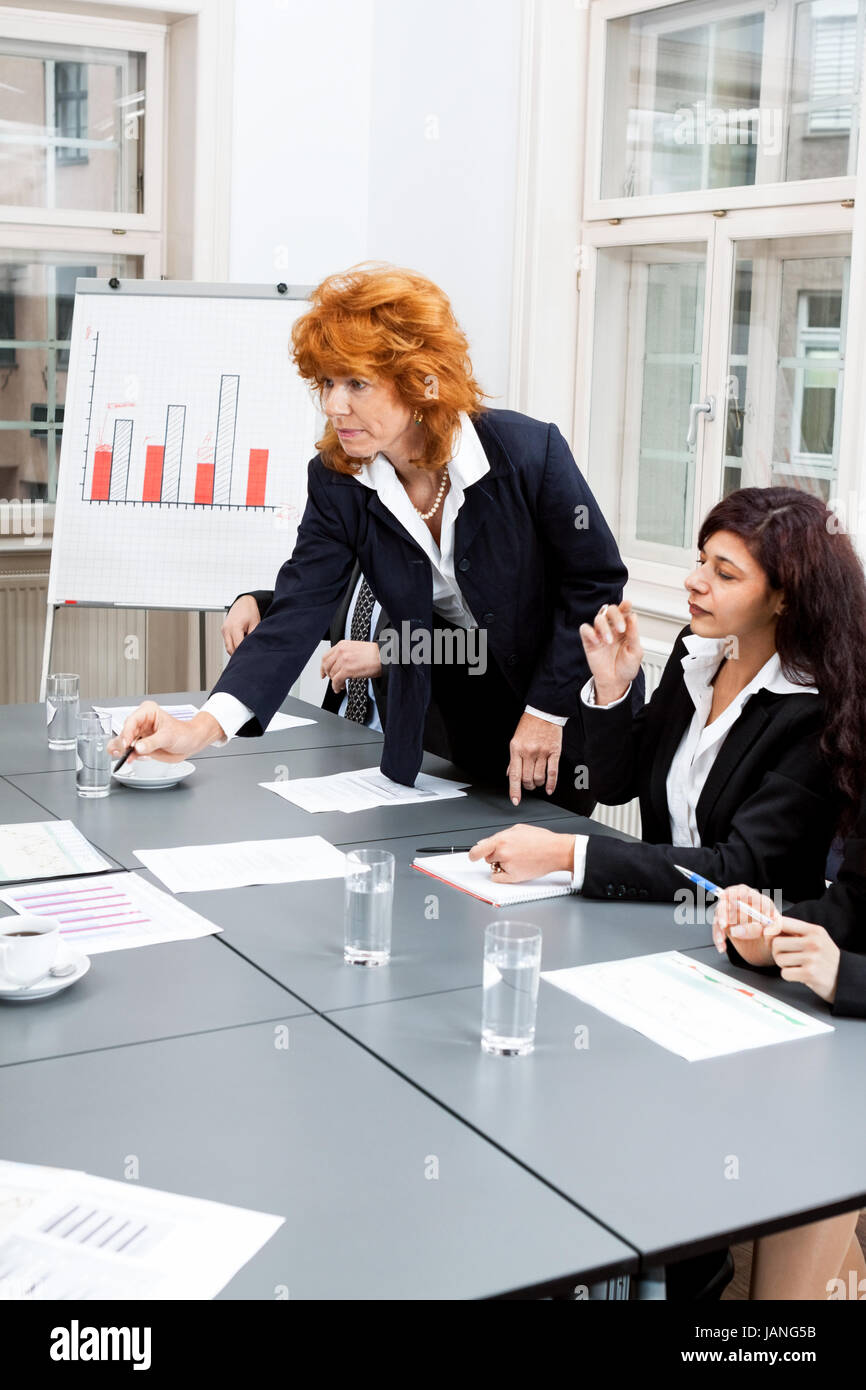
[246,449,269,507]
[91,446,112,501]
[194,463,215,504]
[143,444,165,502]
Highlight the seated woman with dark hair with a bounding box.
[470,487,866,907]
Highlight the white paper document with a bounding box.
[261,766,470,814]
[133,835,347,893]
[0,1160,283,1300]
[260,711,316,732]
[0,872,221,953]
[542,951,834,1062]
[95,705,314,735]
[0,821,111,884]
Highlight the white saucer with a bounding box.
[112,758,195,790]
[0,940,90,1002]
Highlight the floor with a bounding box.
[722,1211,866,1300]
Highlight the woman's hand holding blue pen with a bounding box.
[714,885,841,1003]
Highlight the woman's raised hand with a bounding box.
[578,600,643,705]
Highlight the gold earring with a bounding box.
[413,409,423,425]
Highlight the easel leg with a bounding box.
[39,604,56,703]
[199,610,207,692]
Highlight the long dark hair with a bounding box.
[698,486,866,831]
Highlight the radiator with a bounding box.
[0,571,49,704]
[0,568,147,704]
[589,641,670,839]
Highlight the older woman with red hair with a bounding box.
[110,263,635,806]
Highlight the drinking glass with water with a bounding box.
[481,921,542,1056]
[46,673,80,750]
[344,848,395,966]
[75,710,112,798]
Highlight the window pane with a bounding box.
[635,261,705,546]
[0,250,143,502]
[588,243,707,560]
[787,0,860,178]
[723,236,849,502]
[0,39,146,213]
[601,0,863,200]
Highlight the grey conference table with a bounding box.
[7,742,572,869]
[0,692,641,1298]
[331,947,866,1280]
[199,818,712,1013]
[0,1015,635,1299]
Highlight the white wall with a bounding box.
[365,0,522,402]
[229,0,523,702]
[229,0,375,285]
[229,0,522,401]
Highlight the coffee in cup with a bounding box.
[0,917,61,985]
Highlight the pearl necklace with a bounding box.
[414,466,449,521]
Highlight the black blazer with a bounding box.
[211,409,631,785]
[576,627,843,904]
[244,564,391,722]
[726,792,866,1018]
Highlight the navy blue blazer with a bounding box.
[211,409,631,785]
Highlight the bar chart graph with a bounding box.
[84,337,274,510]
[53,285,316,610]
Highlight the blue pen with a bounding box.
[673,864,776,928]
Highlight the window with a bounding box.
[0,14,164,503]
[596,0,864,207]
[574,0,860,591]
[0,276,15,368]
[806,5,858,134]
[54,61,88,166]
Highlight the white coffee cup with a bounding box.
[0,916,61,985]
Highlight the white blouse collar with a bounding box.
[680,633,819,699]
[353,411,489,493]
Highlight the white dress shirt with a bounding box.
[202,412,563,741]
[570,635,819,889]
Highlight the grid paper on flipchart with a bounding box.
[50,292,320,609]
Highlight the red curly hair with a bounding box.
[291,263,487,475]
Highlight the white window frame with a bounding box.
[0,10,166,232]
[0,1,235,525]
[573,204,856,595]
[584,0,857,221]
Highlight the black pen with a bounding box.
[415,845,473,854]
[112,744,135,773]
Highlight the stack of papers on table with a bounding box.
[413,852,573,907]
[133,834,348,893]
[542,951,834,1061]
[0,1160,282,1300]
[260,766,469,813]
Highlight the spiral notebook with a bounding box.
[412,852,574,907]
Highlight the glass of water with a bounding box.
[75,710,112,798]
[481,921,542,1056]
[344,848,395,966]
[46,673,80,750]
